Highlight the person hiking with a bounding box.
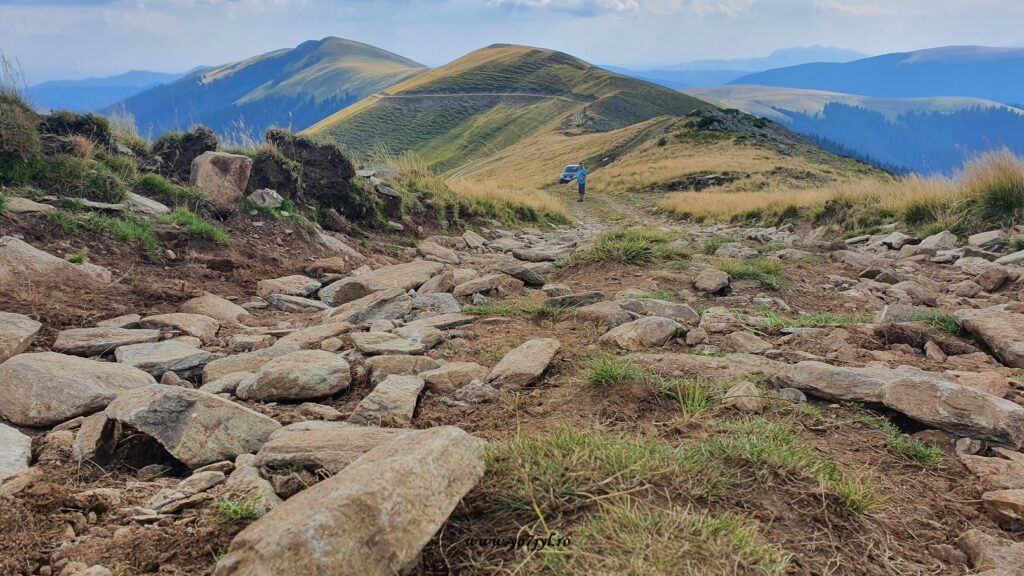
[575,161,587,202]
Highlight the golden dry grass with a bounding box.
[446,179,571,220]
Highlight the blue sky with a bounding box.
[4,0,1024,82]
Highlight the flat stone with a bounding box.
[955,309,1024,368]
[695,268,730,294]
[105,384,281,468]
[318,261,444,305]
[0,235,111,285]
[487,338,560,387]
[179,293,250,323]
[410,293,461,318]
[95,314,142,328]
[575,301,636,326]
[417,241,460,264]
[618,298,699,323]
[347,375,425,427]
[364,355,440,384]
[4,196,55,214]
[257,275,321,298]
[203,342,301,383]
[404,313,474,330]
[497,261,546,286]
[350,332,425,355]
[453,273,523,297]
[323,288,412,325]
[723,331,773,354]
[139,313,219,343]
[115,341,220,379]
[982,489,1024,527]
[777,361,959,403]
[0,311,41,362]
[52,327,160,357]
[256,423,411,474]
[0,422,31,480]
[265,294,330,312]
[236,350,351,402]
[213,427,484,576]
[958,528,1024,572]
[419,362,489,393]
[544,291,603,309]
[278,322,352,348]
[125,192,170,216]
[0,352,155,426]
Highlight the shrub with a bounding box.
[41,110,114,145]
[0,93,41,160]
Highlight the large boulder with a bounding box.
[0,422,32,480]
[487,338,560,387]
[202,342,301,383]
[322,288,412,324]
[52,327,160,357]
[881,378,1024,448]
[256,423,410,474]
[955,310,1024,368]
[213,426,485,576]
[617,298,699,324]
[256,275,321,298]
[105,385,281,468]
[0,352,155,426]
[189,151,252,208]
[319,261,444,306]
[235,350,351,402]
[599,317,680,352]
[347,375,425,427]
[452,273,524,297]
[0,235,111,286]
[0,311,41,362]
[776,361,960,403]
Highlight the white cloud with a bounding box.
[813,0,890,16]
[490,0,639,16]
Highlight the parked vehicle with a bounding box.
[559,164,580,183]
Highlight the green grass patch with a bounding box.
[855,413,943,467]
[84,212,159,255]
[699,235,733,255]
[656,376,716,418]
[67,250,87,264]
[565,227,688,266]
[215,497,263,522]
[759,308,871,328]
[462,302,569,318]
[45,209,81,232]
[910,311,965,337]
[622,290,676,302]
[715,257,784,289]
[134,173,202,203]
[583,354,648,386]
[1009,236,1024,253]
[0,194,6,213]
[160,207,229,244]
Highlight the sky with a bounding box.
[4,0,1024,83]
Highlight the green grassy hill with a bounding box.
[304,44,711,173]
[112,37,426,139]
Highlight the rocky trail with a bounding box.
[4,189,1024,575]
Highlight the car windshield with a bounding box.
[562,165,579,173]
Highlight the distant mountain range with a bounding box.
[110,37,426,140]
[689,85,1024,175]
[28,69,199,113]
[304,44,710,172]
[605,46,867,89]
[730,46,1024,103]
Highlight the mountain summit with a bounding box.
[112,37,425,138]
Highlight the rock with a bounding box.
[203,342,301,383]
[544,291,604,309]
[190,151,252,208]
[722,381,764,413]
[257,423,410,474]
[410,293,461,318]
[227,334,276,352]
[403,313,474,331]
[599,317,680,352]
[970,230,1006,251]
[52,327,160,357]
[0,352,155,426]
[139,313,219,343]
[125,192,170,216]
[4,196,55,214]
[247,188,283,209]
[714,242,756,259]
[498,261,546,286]
[105,385,281,468]
[318,261,444,305]
[995,250,1024,267]
[178,470,226,494]
[323,288,412,325]
[976,267,1012,292]
[982,489,1024,527]
[393,325,444,349]
[265,293,330,312]
[487,338,560,387]
[115,341,219,379]
[278,322,352,349]
[419,362,489,393]
[453,273,524,297]
[880,378,1024,448]
[179,293,250,324]
[364,355,440,384]
[919,230,958,251]
[417,241,460,264]
[350,332,425,355]
[694,268,730,294]
[685,326,710,345]
[213,427,484,576]
[198,372,254,395]
[454,380,498,403]
[416,271,456,295]
[0,311,41,362]
[923,340,947,362]
[73,412,116,462]
[723,331,772,354]
[347,375,425,427]
[463,230,486,249]
[95,314,141,328]
[957,528,1024,571]
[541,284,572,297]
[512,247,564,262]
[256,275,321,298]
[617,299,699,323]
[236,350,351,402]
[0,422,31,480]
[777,361,959,403]
[880,231,916,249]
[955,309,1024,368]
[952,371,1012,398]
[575,301,636,326]
[0,235,112,286]
[778,388,807,403]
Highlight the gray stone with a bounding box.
[256,423,410,474]
[599,317,680,352]
[139,313,220,342]
[575,301,636,326]
[723,331,772,354]
[115,341,220,379]
[236,350,351,402]
[364,355,440,384]
[487,338,561,387]
[453,273,523,297]
[323,287,413,325]
[544,291,604,309]
[778,361,960,403]
[0,352,155,426]
[318,261,444,305]
[52,326,162,357]
[970,230,1007,251]
[265,293,330,312]
[257,275,321,298]
[350,331,425,355]
[498,261,546,286]
[203,342,302,383]
[420,362,489,393]
[0,235,111,285]
[454,380,498,403]
[247,188,283,209]
[694,268,730,294]
[955,309,1024,368]
[541,284,571,297]
[179,293,250,324]
[417,241,460,264]
[617,298,699,323]
[995,250,1024,267]
[190,151,252,208]
[410,293,461,317]
[278,322,352,349]
[105,384,281,468]
[0,311,41,362]
[0,422,31,480]
[722,381,764,413]
[347,375,425,427]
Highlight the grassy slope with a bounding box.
[304,44,710,172]
[688,84,1024,124]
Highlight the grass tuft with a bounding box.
[910,311,965,337]
[583,354,648,386]
[462,302,569,317]
[714,258,784,289]
[759,308,871,327]
[565,227,688,266]
[656,376,716,418]
[84,212,159,255]
[856,413,943,467]
[215,497,262,522]
[161,207,229,244]
[67,250,87,264]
